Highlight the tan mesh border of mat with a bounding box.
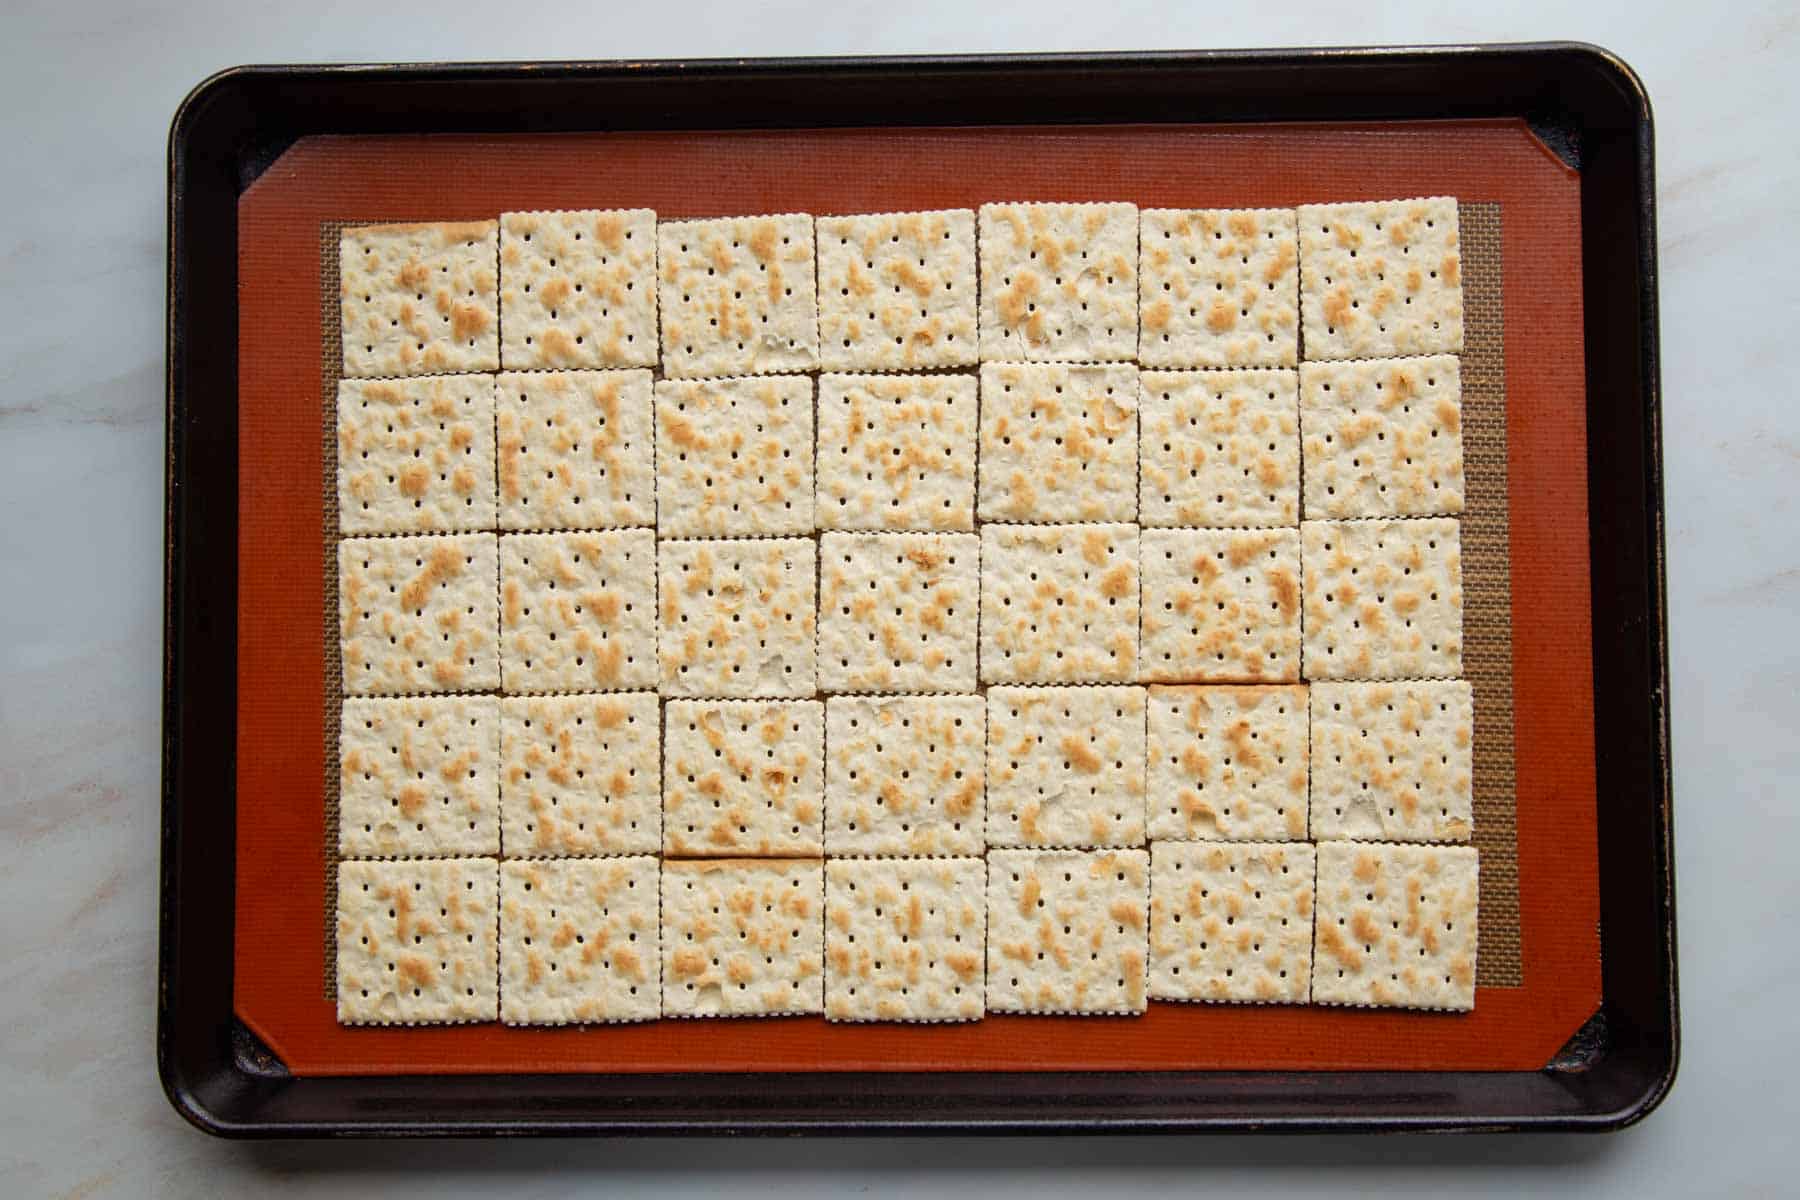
[1458,202,1523,987]
[317,202,1523,999]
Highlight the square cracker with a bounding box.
[499,693,661,857]
[657,538,817,697]
[1300,518,1462,680]
[340,221,499,377]
[662,699,824,856]
[818,532,979,693]
[336,376,497,535]
[816,373,977,531]
[336,857,498,1024]
[499,209,657,370]
[496,369,654,531]
[977,362,1139,523]
[656,214,819,378]
[1145,685,1309,842]
[1309,680,1474,842]
[825,858,986,1022]
[1299,197,1463,361]
[661,859,825,1017]
[979,523,1139,684]
[985,849,1149,1014]
[1149,841,1315,1004]
[1301,356,1464,519]
[1139,208,1299,368]
[500,530,657,694]
[499,857,659,1025]
[339,695,500,858]
[653,376,814,537]
[340,533,499,695]
[817,210,978,371]
[978,202,1138,362]
[1312,841,1478,1010]
[1138,369,1300,528]
[985,685,1147,849]
[1139,528,1302,683]
[824,695,985,856]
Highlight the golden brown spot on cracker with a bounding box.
[539,327,577,361]
[1264,239,1295,283]
[747,220,778,263]
[593,212,626,252]
[396,784,428,819]
[997,271,1039,332]
[397,463,431,499]
[1322,286,1354,330]
[400,543,464,611]
[1060,735,1102,773]
[1318,921,1360,970]
[1018,874,1042,917]
[661,410,704,450]
[539,277,572,308]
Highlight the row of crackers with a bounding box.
[341,200,1461,379]
[337,358,1462,538]
[342,681,1473,861]
[339,519,1460,697]
[336,842,1477,1025]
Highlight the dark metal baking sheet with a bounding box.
[160,43,1673,1136]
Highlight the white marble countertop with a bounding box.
[3,0,1794,1194]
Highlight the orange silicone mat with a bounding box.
[236,119,1598,1075]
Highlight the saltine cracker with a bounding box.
[985,849,1149,1014]
[657,537,818,697]
[341,221,499,377]
[824,695,986,856]
[816,373,978,531]
[499,529,658,693]
[978,202,1138,362]
[339,695,500,857]
[1139,527,1302,683]
[817,209,978,370]
[1312,841,1478,1010]
[499,208,657,370]
[336,857,498,1024]
[985,685,1147,849]
[1139,208,1298,368]
[825,858,986,1022]
[336,375,497,534]
[340,533,500,695]
[979,523,1139,684]
[499,693,661,857]
[1149,841,1315,1003]
[660,859,825,1017]
[662,699,824,857]
[496,369,655,530]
